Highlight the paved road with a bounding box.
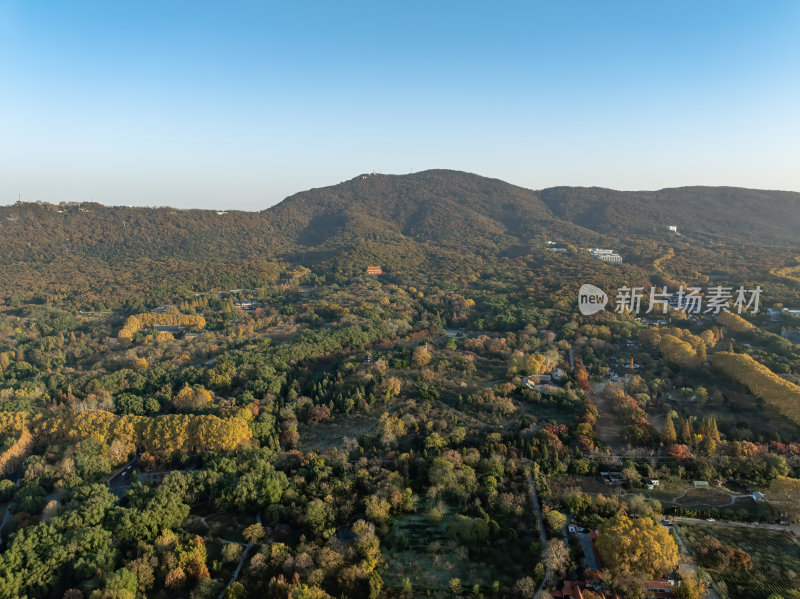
[577,533,598,570]
[217,512,262,599]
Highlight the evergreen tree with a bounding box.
[662,416,677,445]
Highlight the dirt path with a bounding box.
[528,477,552,595]
[590,381,627,450]
[672,523,721,599]
[217,512,261,599]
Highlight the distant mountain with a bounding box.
[267,170,556,249]
[0,170,798,302]
[539,185,800,245]
[267,170,800,248]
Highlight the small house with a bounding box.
[366,266,383,275]
[644,580,675,599]
[234,301,259,310]
[600,472,624,486]
[568,523,585,534]
[767,307,782,321]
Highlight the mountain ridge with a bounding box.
[0,169,797,267]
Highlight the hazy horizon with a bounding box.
[2,1,800,209]
[5,168,800,212]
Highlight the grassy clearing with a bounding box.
[674,487,732,507]
[382,505,538,594]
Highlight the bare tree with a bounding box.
[545,539,570,580]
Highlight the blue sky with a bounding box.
[1,1,799,209]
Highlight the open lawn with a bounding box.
[674,487,733,507]
[299,412,380,452]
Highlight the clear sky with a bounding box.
[1,1,799,209]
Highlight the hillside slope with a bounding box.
[539,185,800,244]
[0,170,797,304]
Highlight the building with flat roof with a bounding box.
[589,248,623,263]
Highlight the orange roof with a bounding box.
[645,581,672,591]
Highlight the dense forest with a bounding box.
[1,171,800,599]
[2,170,799,308]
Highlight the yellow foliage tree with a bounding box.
[413,345,431,367]
[118,312,206,339]
[173,385,213,411]
[596,513,679,578]
[713,352,800,426]
[0,427,33,475]
[717,310,756,333]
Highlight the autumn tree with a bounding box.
[173,385,213,411]
[675,573,709,599]
[380,376,402,399]
[413,345,431,367]
[596,513,679,578]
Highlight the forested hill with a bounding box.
[0,202,279,263]
[539,184,800,245]
[0,169,798,304]
[269,170,800,246]
[265,170,568,252]
[1,170,798,262]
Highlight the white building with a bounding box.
[769,307,800,322]
[666,225,678,233]
[589,248,623,263]
[767,307,783,321]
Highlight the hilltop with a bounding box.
[0,169,798,305]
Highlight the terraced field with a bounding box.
[678,522,800,599]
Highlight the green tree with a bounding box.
[243,522,265,544]
[306,498,332,532]
[544,509,567,533]
[661,416,677,445]
[221,543,243,564]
